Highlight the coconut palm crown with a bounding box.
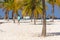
[22,0,43,17]
[22,0,43,24]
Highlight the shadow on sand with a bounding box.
[0,22,9,24]
[31,32,60,37]
[0,29,6,32]
[47,32,60,36]
[31,22,53,25]
[20,22,30,23]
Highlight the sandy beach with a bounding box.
[0,19,60,40]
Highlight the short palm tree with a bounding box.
[22,0,43,24]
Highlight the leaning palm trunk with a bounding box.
[41,0,46,37]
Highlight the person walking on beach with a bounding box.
[17,15,21,23]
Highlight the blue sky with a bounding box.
[0,3,60,18]
[46,3,60,18]
[0,9,22,18]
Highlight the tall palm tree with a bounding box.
[48,0,56,22]
[22,0,43,24]
[41,0,46,37]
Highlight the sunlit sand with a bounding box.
[0,19,60,40]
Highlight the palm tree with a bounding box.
[0,0,9,20]
[12,0,23,23]
[3,0,13,20]
[3,0,8,20]
[22,0,42,24]
[48,0,56,22]
[41,0,46,37]
[4,8,9,20]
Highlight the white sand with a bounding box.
[0,19,60,40]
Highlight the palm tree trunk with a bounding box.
[13,16,15,23]
[41,14,43,22]
[30,13,33,22]
[12,10,15,23]
[16,11,18,19]
[12,10,14,19]
[34,14,36,25]
[41,0,46,37]
[4,9,9,20]
[31,18,33,22]
[33,10,36,25]
[52,3,54,22]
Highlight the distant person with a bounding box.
[17,15,21,23]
